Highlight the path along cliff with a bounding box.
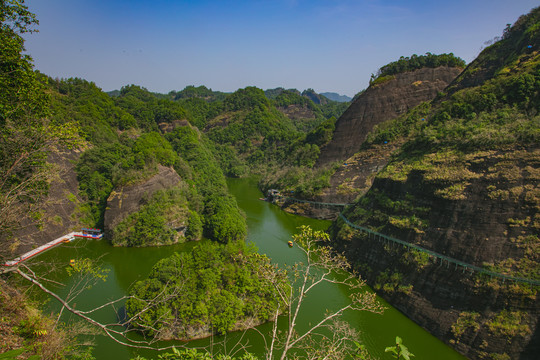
[323,9,540,359]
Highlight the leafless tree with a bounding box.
[261,225,385,359]
[8,225,384,359]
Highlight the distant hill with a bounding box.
[320,92,351,103]
[106,90,121,97]
[264,87,301,99]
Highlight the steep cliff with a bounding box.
[317,66,462,165]
[103,165,196,246]
[4,148,86,255]
[104,165,182,233]
[332,148,539,359]
[329,7,540,359]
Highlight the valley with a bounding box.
[0,1,539,359]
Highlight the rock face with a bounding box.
[103,165,182,235]
[317,66,462,165]
[331,148,540,360]
[279,142,402,220]
[158,119,190,134]
[277,104,317,121]
[5,148,86,255]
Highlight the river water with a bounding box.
[30,177,465,359]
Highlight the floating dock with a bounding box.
[2,228,103,267]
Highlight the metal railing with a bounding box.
[338,213,540,286]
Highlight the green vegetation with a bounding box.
[75,132,181,227]
[370,74,395,86]
[259,162,339,198]
[111,186,194,246]
[374,270,412,294]
[47,77,247,244]
[48,77,132,142]
[345,7,540,244]
[274,89,315,108]
[133,347,258,360]
[114,84,187,130]
[3,0,539,358]
[166,126,247,243]
[486,310,531,339]
[0,279,93,359]
[170,85,227,102]
[169,85,347,177]
[371,53,466,83]
[385,336,415,360]
[330,9,540,360]
[126,241,287,339]
[402,249,431,268]
[451,312,481,339]
[0,0,79,239]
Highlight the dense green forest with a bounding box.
[34,48,350,246]
[0,0,348,354]
[3,0,539,358]
[126,241,288,339]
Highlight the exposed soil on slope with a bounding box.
[277,104,317,121]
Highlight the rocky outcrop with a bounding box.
[5,148,86,255]
[103,165,182,235]
[279,142,404,220]
[277,104,317,121]
[317,66,462,165]
[158,119,190,133]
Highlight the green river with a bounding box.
[29,177,465,359]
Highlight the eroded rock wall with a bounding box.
[317,66,462,165]
[331,147,540,359]
[104,165,182,235]
[5,148,86,255]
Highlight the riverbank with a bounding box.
[14,177,465,359]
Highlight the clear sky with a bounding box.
[23,0,538,97]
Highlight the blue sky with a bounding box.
[24,0,538,97]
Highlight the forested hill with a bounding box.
[258,54,466,209]
[328,7,540,360]
[167,85,347,176]
[5,78,245,249]
[2,70,349,252]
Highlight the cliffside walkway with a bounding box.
[2,230,102,267]
[338,213,540,287]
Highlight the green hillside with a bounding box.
[329,7,540,360]
[1,0,539,358]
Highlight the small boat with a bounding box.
[287,241,293,248]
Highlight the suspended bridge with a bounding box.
[271,193,539,286]
[338,213,540,287]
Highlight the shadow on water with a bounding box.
[24,177,465,359]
